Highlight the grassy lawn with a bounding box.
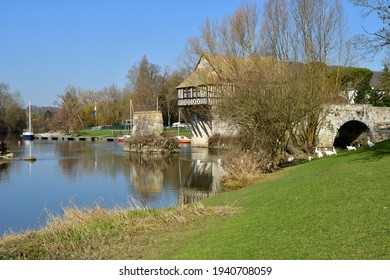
[156,142,390,260]
[78,127,191,138]
[163,127,192,138]
[78,129,120,137]
[0,140,389,259]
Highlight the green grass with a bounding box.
[78,127,192,138]
[163,127,192,138]
[78,129,123,137]
[155,142,390,259]
[0,141,389,259]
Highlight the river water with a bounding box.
[0,139,224,236]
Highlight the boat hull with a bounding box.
[174,136,191,144]
[117,135,131,142]
[22,133,34,140]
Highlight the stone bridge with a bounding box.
[176,53,390,148]
[318,104,390,148]
[180,104,390,148]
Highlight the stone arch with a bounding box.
[333,120,371,149]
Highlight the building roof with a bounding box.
[177,52,384,89]
[176,53,276,89]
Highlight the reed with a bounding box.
[0,202,237,259]
[2,141,390,260]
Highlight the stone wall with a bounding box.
[187,104,390,148]
[190,112,237,147]
[132,111,163,136]
[318,104,390,147]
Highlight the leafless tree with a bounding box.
[182,0,346,169]
[53,85,85,133]
[160,70,185,126]
[0,83,25,135]
[259,0,346,151]
[261,0,296,61]
[127,55,166,112]
[351,0,390,57]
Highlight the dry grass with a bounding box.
[220,150,271,190]
[208,134,238,149]
[0,202,238,260]
[124,134,179,153]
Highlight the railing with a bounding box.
[177,86,227,107]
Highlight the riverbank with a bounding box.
[1,141,389,259]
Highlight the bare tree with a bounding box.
[351,0,390,56]
[182,0,346,170]
[127,55,166,111]
[0,83,25,135]
[53,85,85,133]
[160,70,185,126]
[97,84,125,125]
[261,0,296,61]
[286,0,346,151]
[184,2,262,62]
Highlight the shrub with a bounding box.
[124,134,179,153]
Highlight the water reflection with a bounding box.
[123,151,225,206]
[0,162,9,182]
[0,140,225,235]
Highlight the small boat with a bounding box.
[174,135,191,144]
[117,135,131,142]
[22,101,34,140]
[22,131,34,140]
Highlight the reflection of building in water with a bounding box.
[178,160,224,205]
[123,148,225,206]
[124,153,168,202]
[130,166,164,195]
[0,162,9,182]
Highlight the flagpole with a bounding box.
[93,103,98,127]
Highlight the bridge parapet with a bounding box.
[318,104,390,147]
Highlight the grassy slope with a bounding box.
[152,141,390,260]
[78,127,191,138]
[0,141,389,260]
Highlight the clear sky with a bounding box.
[0,0,386,106]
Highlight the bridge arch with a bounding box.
[318,104,390,148]
[332,120,371,148]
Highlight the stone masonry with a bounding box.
[318,104,390,147]
[132,111,163,136]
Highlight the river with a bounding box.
[0,138,225,236]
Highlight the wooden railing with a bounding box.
[177,84,233,107]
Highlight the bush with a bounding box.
[220,149,279,190]
[0,141,9,156]
[208,134,238,149]
[124,134,179,153]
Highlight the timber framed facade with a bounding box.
[176,53,237,146]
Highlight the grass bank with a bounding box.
[1,141,389,259]
[78,127,191,138]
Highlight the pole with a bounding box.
[28,100,32,133]
[95,103,98,127]
[177,109,180,136]
[130,99,133,135]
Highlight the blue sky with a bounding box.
[0,0,386,106]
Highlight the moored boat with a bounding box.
[22,131,34,140]
[117,135,131,142]
[174,135,191,144]
[22,101,34,140]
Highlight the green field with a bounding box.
[168,143,390,259]
[0,140,389,259]
[78,127,191,138]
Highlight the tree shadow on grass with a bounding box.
[348,140,390,163]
